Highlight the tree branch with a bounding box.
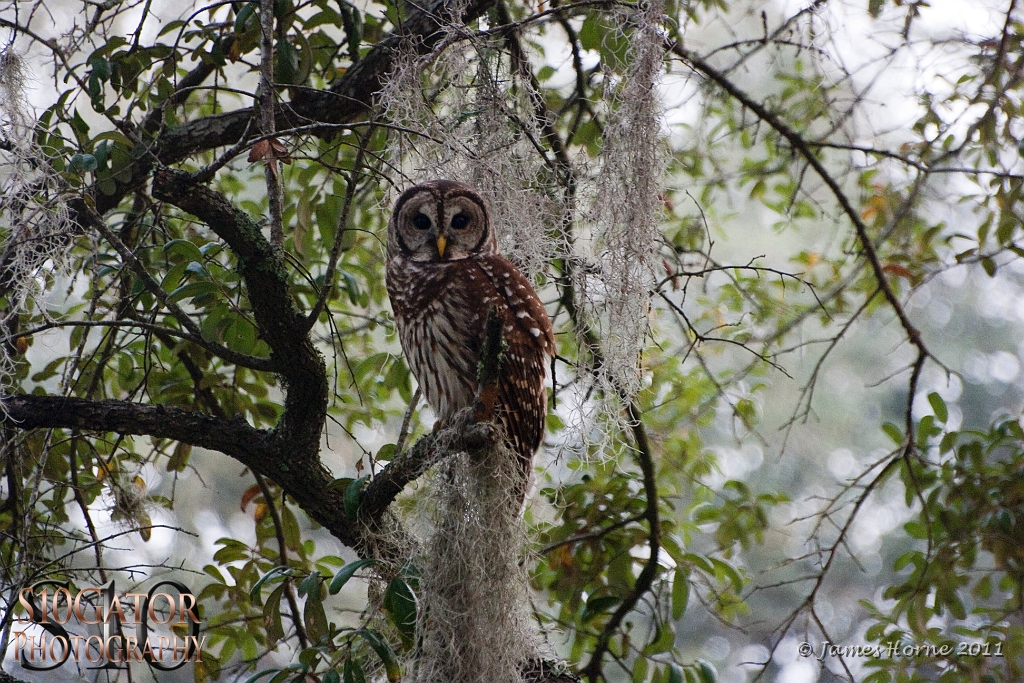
[0,394,360,550]
[581,401,660,683]
[258,0,285,249]
[95,0,498,216]
[151,168,327,457]
[1,395,276,464]
[358,419,500,524]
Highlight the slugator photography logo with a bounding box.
[13,579,204,672]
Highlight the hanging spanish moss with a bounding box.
[412,430,536,683]
[378,11,562,280]
[0,47,77,397]
[580,0,667,410]
[376,3,668,679]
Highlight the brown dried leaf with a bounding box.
[268,138,293,164]
[240,483,262,511]
[247,138,270,163]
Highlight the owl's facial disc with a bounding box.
[390,180,496,262]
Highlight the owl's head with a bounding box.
[387,180,496,262]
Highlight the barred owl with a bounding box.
[385,180,554,501]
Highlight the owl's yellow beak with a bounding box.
[436,235,447,258]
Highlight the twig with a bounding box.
[259,0,285,249]
[254,473,309,649]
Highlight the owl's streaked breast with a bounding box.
[386,256,480,421]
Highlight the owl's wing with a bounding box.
[471,256,554,474]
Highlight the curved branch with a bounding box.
[359,420,499,524]
[151,168,327,456]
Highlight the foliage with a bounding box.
[1,0,1023,682]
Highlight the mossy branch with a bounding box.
[474,306,506,422]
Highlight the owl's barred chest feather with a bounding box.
[388,259,480,418]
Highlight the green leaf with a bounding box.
[91,130,134,148]
[939,431,958,454]
[882,422,903,445]
[166,442,192,472]
[88,56,111,80]
[343,659,366,683]
[582,594,621,622]
[904,521,928,539]
[356,629,401,682]
[376,443,397,462]
[185,261,209,278]
[383,577,417,648]
[578,13,603,51]
[250,566,291,604]
[696,660,717,683]
[264,583,286,648]
[709,557,743,592]
[304,590,329,642]
[632,656,648,683]
[212,538,248,563]
[981,256,997,276]
[298,570,322,598]
[671,568,690,620]
[163,239,203,262]
[281,505,302,551]
[927,392,948,423]
[166,280,218,304]
[224,318,257,354]
[344,475,368,519]
[893,551,918,572]
[329,558,377,594]
[234,2,257,32]
[32,358,65,383]
[158,19,186,36]
[642,620,675,655]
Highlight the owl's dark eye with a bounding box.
[412,214,432,230]
[450,213,469,230]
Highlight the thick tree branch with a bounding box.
[151,168,327,457]
[0,394,360,550]
[1,395,276,464]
